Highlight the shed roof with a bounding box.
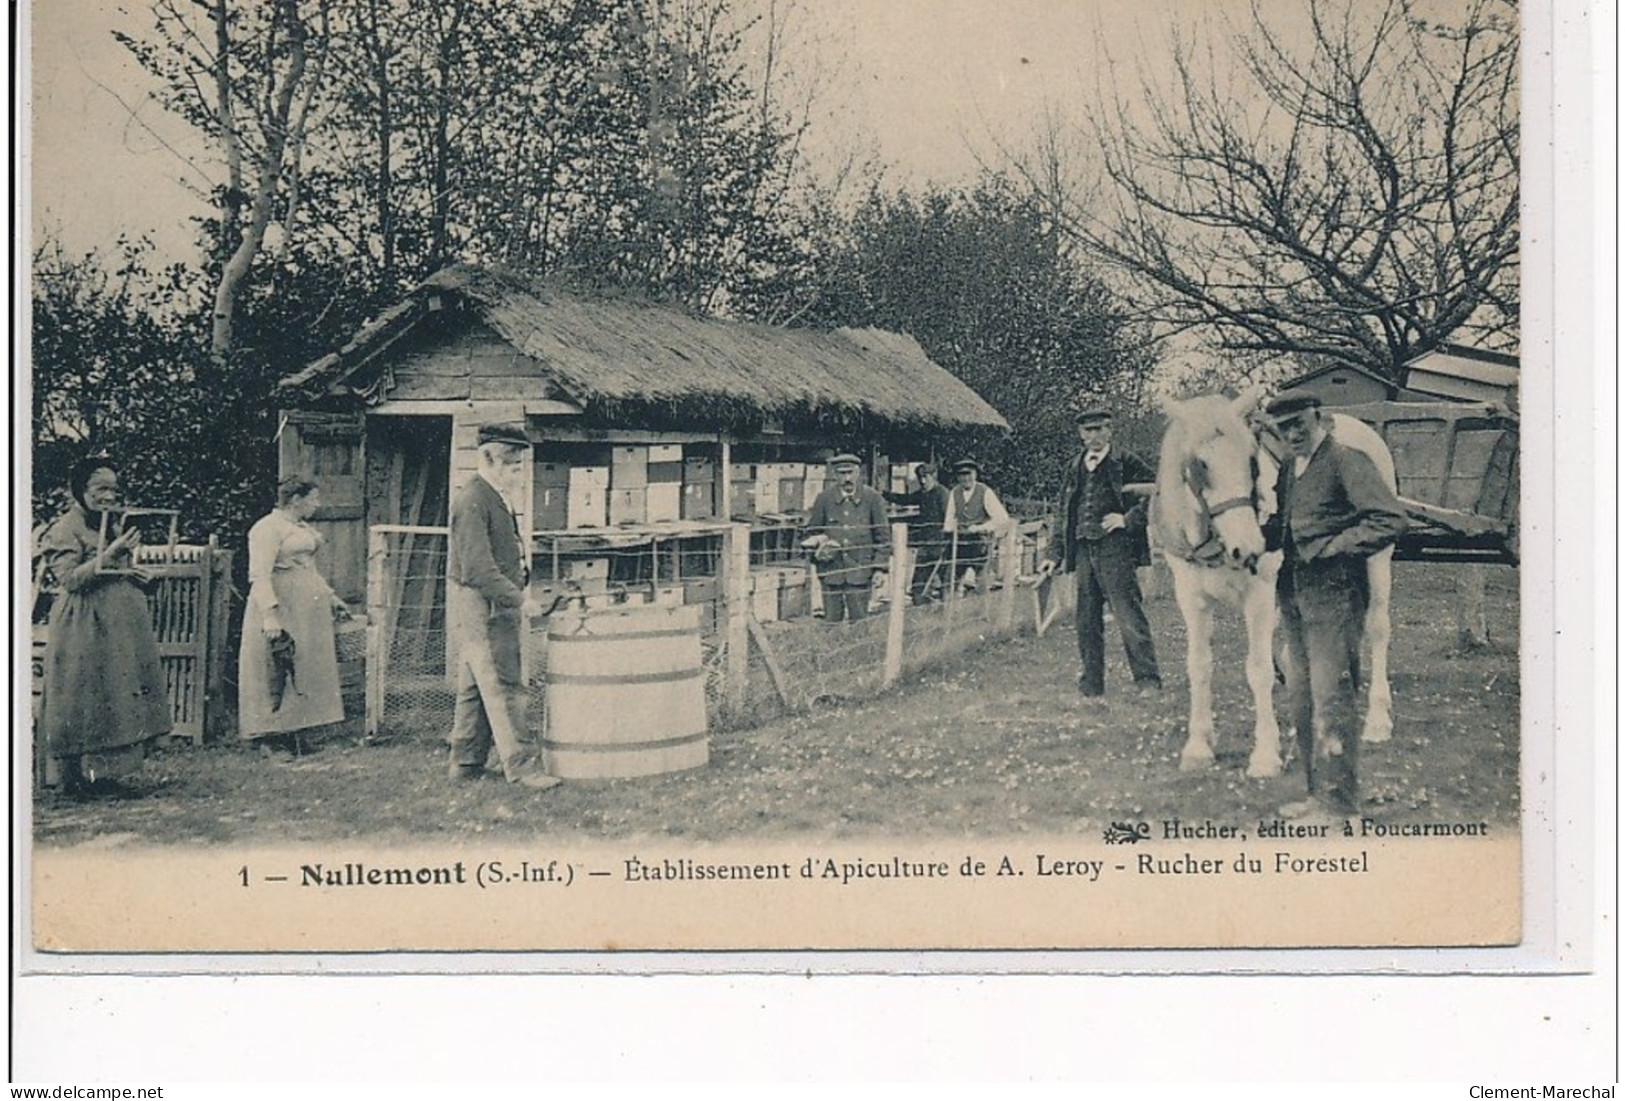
[1403,344,1520,391]
[280,264,1009,433]
[1278,361,1400,396]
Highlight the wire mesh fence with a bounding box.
[364,519,1062,746]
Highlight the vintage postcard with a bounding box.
[15,0,1587,966]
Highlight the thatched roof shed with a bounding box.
[280,263,1008,435]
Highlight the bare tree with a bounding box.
[118,0,334,364]
[1063,0,1518,378]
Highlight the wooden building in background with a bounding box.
[274,263,1009,611]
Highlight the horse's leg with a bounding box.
[1171,564,1216,771]
[1242,568,1284,778]
[1361,547,1395,743]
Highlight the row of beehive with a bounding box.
[729,463,828,516]
[749,564,814,622]
[539,559,815,624]
[534,445,718,529]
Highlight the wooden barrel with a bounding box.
[542,603,708,780]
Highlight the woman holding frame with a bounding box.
[35,457,171,797]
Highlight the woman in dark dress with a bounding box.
[35,459,172,796]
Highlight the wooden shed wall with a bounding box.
[379,316,559,404]
[278,411,367,602]
[1286,370,1394,407]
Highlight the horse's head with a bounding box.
[1156,393,1269,571]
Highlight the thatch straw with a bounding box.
[281,264,1009,433]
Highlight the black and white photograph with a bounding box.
[17,0,1569,967]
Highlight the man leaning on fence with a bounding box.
[883,462,951,605]
[942,458,1010,593]
[1039,401,1162,701]
[445,422,560,790]
[804,453,891,623]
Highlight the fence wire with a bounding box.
[366,521,1056,745]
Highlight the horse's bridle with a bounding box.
[1177,452,1264,571]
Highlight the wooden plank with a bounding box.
[1477,430,1518,520]
[372,398,581,416]
[469,376,555,400]
[995,521,1019,631]
[724,523,751,713]
[389,351,471,377]
[746,615,793,708]
[543,426,727,445]
[365,527,387,739]
[719,438,733,521]
[882,524,908,687]
[454,400,526,426]
[467,350,548,378]
[389,374,473,401]
[204,545,234,741]
[371,523,452,536]
[1398,496,1503,539]
[188,544,213,745]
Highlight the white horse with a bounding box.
[1151,392,1397,780]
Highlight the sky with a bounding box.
[24,0,1243,263]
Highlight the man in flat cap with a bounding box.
[804,453,891,622]
[942,458,1011,593]
[1263,392,1407,822]
[882,463,952,605]
[446,421,559,789]
[1039,401,1162,700]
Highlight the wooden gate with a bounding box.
[32,542,234,746]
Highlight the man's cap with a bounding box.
[1264,392,1323,421]
[827,452,862,469]
[952,458,982,475]
[1074,402,1114,427]
[477,421,532,448]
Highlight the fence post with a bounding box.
[365,527,386,739]
[883,523,909,687]
[204,537,234,742]
[995,521,1019,633]
[724,522,751,714]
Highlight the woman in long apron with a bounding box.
[238,477,349,755]
[36,459,172,796]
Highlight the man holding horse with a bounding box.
[1264,392,1408,822]
[1039,403,1163,700]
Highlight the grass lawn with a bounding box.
[31,562,1520,847]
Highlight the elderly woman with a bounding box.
[36,458,171,796]
[238,476,349,754]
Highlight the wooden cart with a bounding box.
[1339,400,1520,565]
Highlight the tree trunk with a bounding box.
[209,0,309,363]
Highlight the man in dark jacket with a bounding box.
[1264,393,1408,821]
[1039,403,1162,699]
[446,422,559,789]
[883,463,951,604]
[805,453,891,622]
